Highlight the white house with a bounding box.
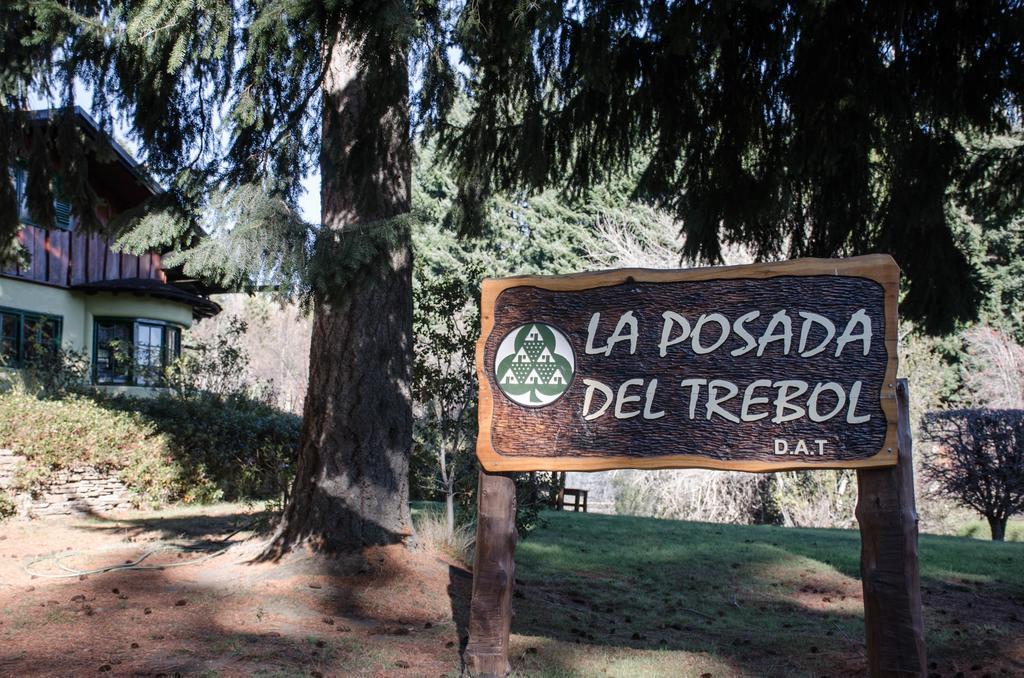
[1,108,221,392]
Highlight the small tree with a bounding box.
[166,316,268,403]
[922,409,1024,541]
[412,270,480,536]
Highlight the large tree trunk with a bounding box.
[265,32,413,555]
[988,516,1007,542]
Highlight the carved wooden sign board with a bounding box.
[475,254,899,473]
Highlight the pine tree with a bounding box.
[3,1,1023,557]
[2,1,428,554]
[438,0,1024,334]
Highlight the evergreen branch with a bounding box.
[139,18,181,41]
[258,23,339,173]
[264,62,331,160]
[47,2,111,33]
[308,213,414,303]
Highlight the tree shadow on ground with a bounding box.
[5,506,1022,677]
[72,507,272,544]
[0,523,463,677]
[0,571,452,676]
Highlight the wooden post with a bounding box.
[856,378,927,676]
[466,470,517,677]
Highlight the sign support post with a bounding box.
[464,256,925,677]
[465,470,517,677]
[856,378,927,676]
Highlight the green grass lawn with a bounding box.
[500,510,1024,677]
[956,518,1024,542]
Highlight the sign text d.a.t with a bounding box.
[475,255,899,472]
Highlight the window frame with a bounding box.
[12,167,73,231]
[92,317,184,387]
[0,306,64,367]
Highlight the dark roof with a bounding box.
[27,106,164,196]
[71,278,222,319]
[25,107,225,306]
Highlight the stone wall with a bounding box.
[0,448,134,517]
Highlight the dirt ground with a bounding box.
[2,505,1022,677]
[0,506,469,677]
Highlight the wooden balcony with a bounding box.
[2,222,166,289]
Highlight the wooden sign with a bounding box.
[475,254,899,472]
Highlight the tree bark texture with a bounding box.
[856,379,927,676]
[465,470,517,677]
[267,33,413,554]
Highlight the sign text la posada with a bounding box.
[463,255,926,678]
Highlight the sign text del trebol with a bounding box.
[476,255,899,472]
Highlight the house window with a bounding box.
[0,307,63,367]
[93,318,182,386]
[94,319,132,385]
[13,168,73,230]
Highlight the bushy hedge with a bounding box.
[0,391,299,507]
[120,393,299,503]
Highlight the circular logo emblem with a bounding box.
[494,323,575,407]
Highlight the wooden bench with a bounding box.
[553,488,588,512]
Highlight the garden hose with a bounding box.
[20,521,255,579]
[21,542,228,579]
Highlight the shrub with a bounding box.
[0,390,299,507]
[452,464,557,538]
[112,392,299,501]
[167,315,276,403]
[0,392,177,504]
[20,345,91,397]
[613,469,766,524]
[771,470,858,529]
[413,506,474,564]
[0,307,299,509]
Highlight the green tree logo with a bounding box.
[494,323,575,407]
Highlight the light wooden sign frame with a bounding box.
[475,254,900,473]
